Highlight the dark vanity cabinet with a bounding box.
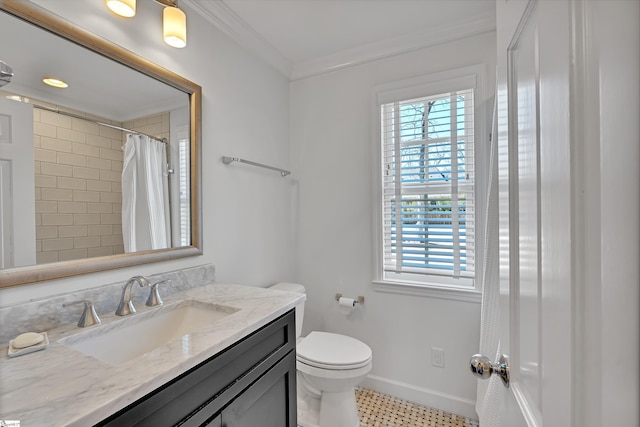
[97,310,297,427]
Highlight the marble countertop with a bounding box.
[0,283,304,426]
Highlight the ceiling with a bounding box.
[1,0,496,122]
[191,0,496,80]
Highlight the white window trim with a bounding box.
[371,65,488,302]
[372,280,482,303]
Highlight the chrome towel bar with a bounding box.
[222,156,291,177]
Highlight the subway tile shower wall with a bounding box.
[34,108,170,265]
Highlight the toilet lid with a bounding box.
[297,332,372,369]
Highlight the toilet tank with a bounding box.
[269,282,305,338]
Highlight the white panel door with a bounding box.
[497,0,574,425]
[0,97,35,268]
[478,0,638,425]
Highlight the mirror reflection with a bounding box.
[0,5,199,280]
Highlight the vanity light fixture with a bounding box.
[105,0,187,49]
[105,0,136,18]
[162,2,187,48]
[42,77,69,88]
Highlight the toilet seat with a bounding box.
[297,331,372,370]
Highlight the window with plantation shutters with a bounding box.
[178,136,190,246]
[379,88,475,288]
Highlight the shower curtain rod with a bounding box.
[33,104,166,143]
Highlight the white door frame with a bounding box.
[572,1,640,425]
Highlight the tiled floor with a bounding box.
[356,388,479,427]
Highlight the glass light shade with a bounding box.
[163,6,187,48]
[105,0,136,17]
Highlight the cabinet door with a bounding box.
[97,310,295,427]
[221,351,296,427]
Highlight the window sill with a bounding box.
[371,280,482,303]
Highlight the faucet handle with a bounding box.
[146,279,170,307]
[63,299,101,328]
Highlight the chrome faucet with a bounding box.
[115,276,151,316]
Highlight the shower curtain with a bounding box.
[475,94,504,426]
[121,134,171,253]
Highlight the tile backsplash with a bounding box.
[0,264,215,344]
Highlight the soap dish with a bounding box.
[8,332,49,358]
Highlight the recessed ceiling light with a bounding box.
[42,78,68,88]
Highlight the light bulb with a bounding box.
[105,0,136,18]
[163,6,187,48]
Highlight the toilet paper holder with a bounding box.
[335,294,365,305]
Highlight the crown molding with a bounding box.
[185,1,495,82]
[290,11,496,81]
[182,0,293,78]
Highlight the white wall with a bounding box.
[0,0,294,305]
[290,32,496,418]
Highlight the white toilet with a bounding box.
[270,282,372,427]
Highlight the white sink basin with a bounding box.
[60,300,238,364]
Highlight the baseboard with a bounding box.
[360,374,478,420]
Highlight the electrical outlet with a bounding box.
[431,347,445,368]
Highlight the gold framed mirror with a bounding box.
[0,0,202,288]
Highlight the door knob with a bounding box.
[469,353,510,388]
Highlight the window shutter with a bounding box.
[381,89,475,285]
[178,137,190,246]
